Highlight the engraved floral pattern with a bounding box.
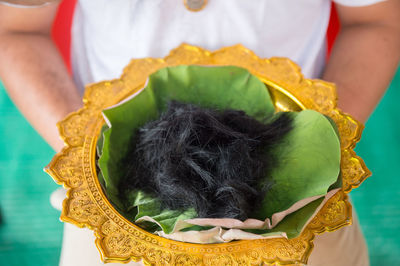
[45,44,370,265]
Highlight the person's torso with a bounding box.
[71,0,331,92]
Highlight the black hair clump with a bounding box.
[119,101,293,220]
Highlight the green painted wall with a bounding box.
[0,83,62,265]
[352,67,400,265]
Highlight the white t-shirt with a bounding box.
[71,0,385,93]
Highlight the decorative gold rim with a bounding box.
[45,44,371,265]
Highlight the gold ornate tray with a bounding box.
[45,44,370,265]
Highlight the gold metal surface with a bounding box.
[45,44,371,265]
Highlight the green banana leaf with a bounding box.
[123,111,340,236]
[96,125,108,189]
[97,65,341,238]
[98,65,275,209]
[126,190,197,233]
[246,197,324,239]
[121,110,340,236]
[251,110,341,219]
